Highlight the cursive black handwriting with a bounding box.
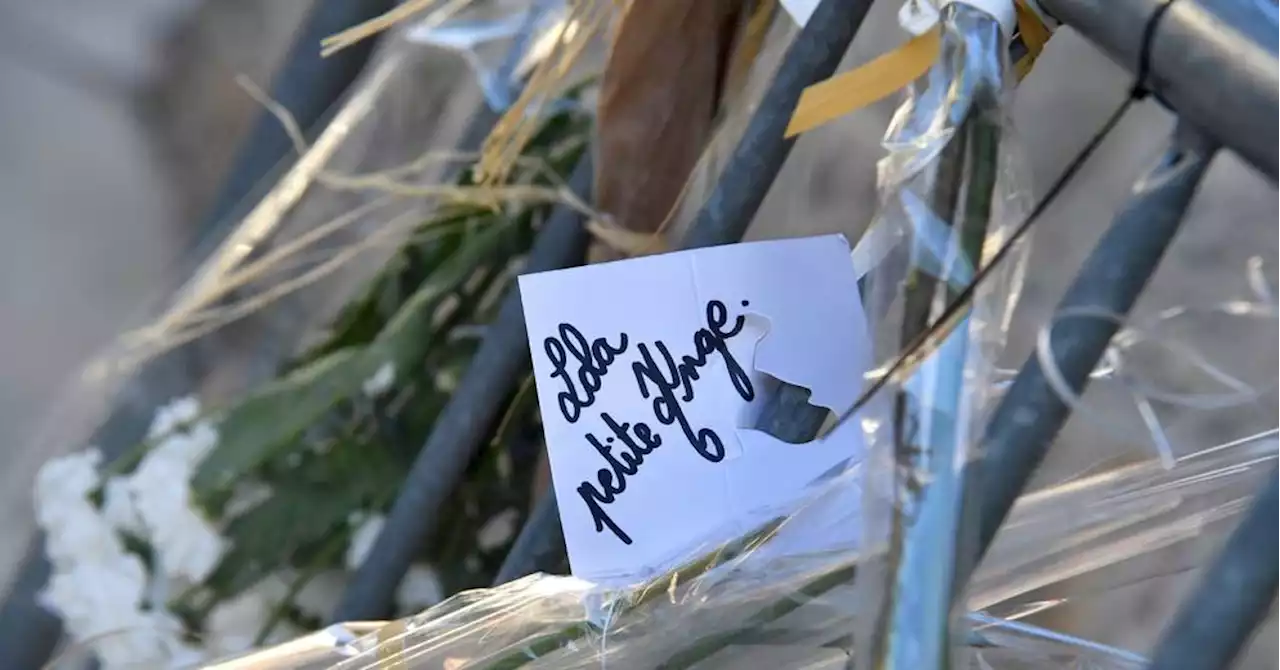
[544,323,628,423]
[575,412,663,544]
[560,299,756,545]
[630,299,754,462]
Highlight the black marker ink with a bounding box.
[633,341,729,462]
[569,299,753,545]
[701,299,754,403]
[575,412,661,545]
[544,323,628,423]
[630,299,755,463]
[578,469,631,545]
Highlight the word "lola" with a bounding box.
[544,299,756,545]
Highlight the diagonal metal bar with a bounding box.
[199,0,398,237]
[1146,467,1279,670]
[964,127,1218,576]
[680,0,877,250]
[1036,0,1278,181]
[333,159,595,621]
[493,491,565,586]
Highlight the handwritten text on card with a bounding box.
[543,300,756,545]
[520,235,872,586]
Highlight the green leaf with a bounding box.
[371,219,520,369]
[192,350,378,494]
[192,220,520,496]
[200,479,368,599]
[295,211,477,363]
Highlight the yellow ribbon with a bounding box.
[786,0,1051,138]
[785,30,940,138]
[1013,0,1053,80]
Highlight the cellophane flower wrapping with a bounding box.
[848,3,1033,667]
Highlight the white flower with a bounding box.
[203,578,300,658]
[254,572,293,604]
[35,449,101,513]
[162,636,209,670]
[89,619,178,670]
[34,443,216,669]
[346,514,386,569]
[101,477,144,534]
[205,586,271,657]
[434,369,459,392]
[126,418,227,583]
[293,570,346,621]
[362,362,396,398]
[148,396,201,440]
[37,549,193,669]
[396,564,444,615]
[150,507,226,585]
[153,420,218,466]
[39,553,148,623]
[35,451,186,669]
[127,446,226,583]
[42,504,124,567]
[476,508,520,552]
[34,450,119,568]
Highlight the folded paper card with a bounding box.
[519,234,872,586]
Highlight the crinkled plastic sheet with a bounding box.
[203,427,1274,669]
[848,3,1032,667]
[403,1,586,114]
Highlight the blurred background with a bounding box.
[0,0,312,595]
[0,0,1273,665]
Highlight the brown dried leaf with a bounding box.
[592,0,747,260]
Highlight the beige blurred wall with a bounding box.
[0,0,311,597]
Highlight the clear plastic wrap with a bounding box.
[402,1,573,113]
[846,3,1033,667]
[198,427,1274,669]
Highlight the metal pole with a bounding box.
[1146,469,1279,670]
[198,0,398,236]
[333,159,595,621]
[680,0,877,249]
[493,492,565,586]
[1037,0,1278,181]
[965,127,1218,573]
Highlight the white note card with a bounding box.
[519,234,871,586]
[779,0,820,26]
